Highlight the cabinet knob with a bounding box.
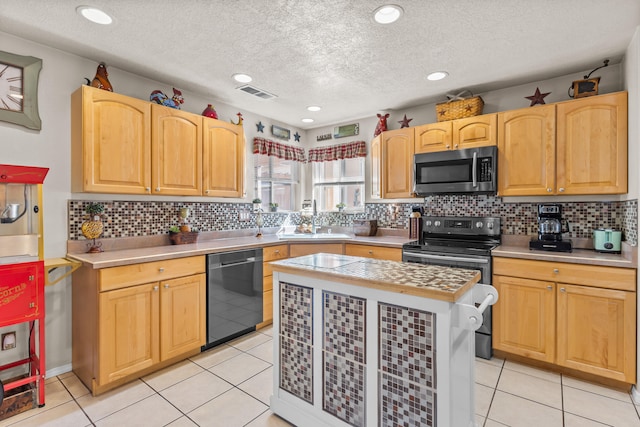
[546,285,553,290]
[446,144,450,149]
[164,284,169,289]
[275,249,280,254]
[560,287,566,292]
[547,188,552,193]
[558,187,565,192]
[454,144,459,148]
[145,187,151,192]
[153,286,159,291]
[553,268,559,274]
[155,187,160,192]
[368,250,373,254]
[159,268,165,273]
[205,190,209,194]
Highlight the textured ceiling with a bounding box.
[1,0,639,129]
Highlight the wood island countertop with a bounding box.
[270,253,481,302]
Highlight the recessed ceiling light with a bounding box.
[307,106,321,112]
[427,71,449,81]
[373,5,404,24]
[302,118,314,123]
[76,6,113,25]
[232,73,253,83]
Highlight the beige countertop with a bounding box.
[493,235,637,269]
[66,234,412,269]
[271,253,480,302]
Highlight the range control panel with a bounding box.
[423,216,501,236]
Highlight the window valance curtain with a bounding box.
[253,137,306,162]
[307,140,367,162]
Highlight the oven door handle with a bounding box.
[403,252,489,264]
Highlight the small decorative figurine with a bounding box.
[89,62,113,91]
[150,88,184,109]
[374,113,389,137]
[231,112,244,126]
[256,121,265,133]
[202,104,218,119]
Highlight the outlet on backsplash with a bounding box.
[238,209,251,222]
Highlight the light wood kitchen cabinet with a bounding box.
[493,257,636,383]
[557,283,635,382]
[258,244,289,328]
[344,244,402,261]
[289,243,344,257]
[556,92,628,195]
[414,114,497,154]
[71,85,152,194]
[73,256,206,395]
[492,274,556,363]
[370,128,415,199]
[498,92,628,196]
[497,104,556,196]
[203,118,245,198]
[151,105,203,196]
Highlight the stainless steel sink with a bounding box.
[277,233,353,240]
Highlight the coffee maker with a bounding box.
[529,204,572,252]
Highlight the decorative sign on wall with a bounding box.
[317,133,332,141]
[272,124,291,140]
[333,123,359,139]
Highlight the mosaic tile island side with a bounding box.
[270,253,481,302]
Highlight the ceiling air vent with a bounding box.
[236,84,277,100]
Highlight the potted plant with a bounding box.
[252,198,262,212]
[269,202,279,212]
[336,202,346,212]
[168,225,199,245]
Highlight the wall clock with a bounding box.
[0,50,42,130]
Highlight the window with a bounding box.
[312,157,365,211]
[254,154,299,211]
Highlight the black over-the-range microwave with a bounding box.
[413,146,497,196]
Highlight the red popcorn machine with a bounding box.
[0,164,49,412]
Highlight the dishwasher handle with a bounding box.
[213,257,256,268]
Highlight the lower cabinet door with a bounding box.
[493,275,556,363]
[99,283,160,385]
[160,273,206,360]
[557,283,636,382]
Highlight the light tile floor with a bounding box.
[1,326,639,426]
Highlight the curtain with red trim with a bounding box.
[253,137,306,162]
[307,140,367,162]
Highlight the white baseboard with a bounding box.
[46,363,72,379]
[632,385,640,404]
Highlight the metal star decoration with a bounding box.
[398,114,413,128]
[256,121,265,132]
[294,132,301,142]
[525,87,551,106]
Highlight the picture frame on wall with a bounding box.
[272,125,291,140]
[333,123,359,139]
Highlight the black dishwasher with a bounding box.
[203,248,263,350]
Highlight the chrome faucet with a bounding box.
[312,200,318,234]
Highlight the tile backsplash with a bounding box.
[68,196,638,245]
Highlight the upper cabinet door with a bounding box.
[202,119,245,198]
[382,128,415,198]
[151,105,203,196]
[72,85,151,194]
[556,92,628,195]
[453,114,497,150]
[498,105,556,196]
[414,122,452,153]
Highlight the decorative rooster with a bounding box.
[150,88,184,109]
[88,62,113,91]
[231,112,244,126]
[374,113,389,137]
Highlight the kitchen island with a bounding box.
[269,253,496,427]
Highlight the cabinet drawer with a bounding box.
[264,244,289,261]
[289,243,344,258]
[493,257,636,291]
[100,256,205,292]
[263,289,273,323]
[345,244,402,261]
[263,275,273,292]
